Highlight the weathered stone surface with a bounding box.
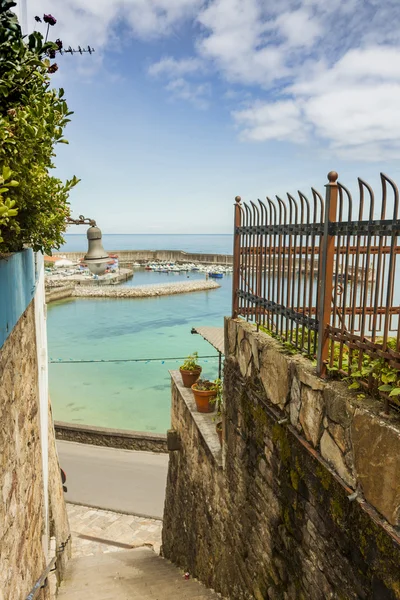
[237,337,253,378]
[324,386,352,426]
[327,421,347,454]
[0,303,70,599]
[297,367,325,391]
[55,422,167,453]
[249,333,260,371]
[352,410,400,526]
[289,376,301,430]
[226,318,238,356]
[320,430,355,488]
[73,280,220,298]
[0,304,48,600]
[163,318,400,600]
[259,346,289,410]
[299,387,324,447]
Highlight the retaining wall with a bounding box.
[162,318,400,600]
[45,284,74,303]
[55,422,167,453]
[57,249,233,266]
[0,251,70,599]
[0,301,70,599]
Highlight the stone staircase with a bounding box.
[58,546,220,599]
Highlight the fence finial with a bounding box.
[327,171,339,183]
[235,196,241,203]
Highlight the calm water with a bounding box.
[48,268,231,432]
[60,234,233,255]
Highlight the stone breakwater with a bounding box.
[72,280,220,298]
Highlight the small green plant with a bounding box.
[193,378,223,410]
[256,322,400,406]
[180,352,201,372]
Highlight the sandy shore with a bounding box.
[72,280,220,298]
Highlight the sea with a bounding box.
[47,234,233,433]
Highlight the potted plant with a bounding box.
[179,351,202,388]
[191,378,222,414]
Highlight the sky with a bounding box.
[15,0,400,234]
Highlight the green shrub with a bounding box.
[0,0,79,254]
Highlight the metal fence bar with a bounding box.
[317,172,339,377]
[233,169,400,413]
[232,196,241,318]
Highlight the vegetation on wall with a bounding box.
[0,0,79,255]
[259,323,400,407]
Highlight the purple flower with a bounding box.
[48,63,59,74]
[55,39,63,50]
[34,16,42,23]
[48,49,56,59]
[43,14,57,26]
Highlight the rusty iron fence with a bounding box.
[232,171,400,412]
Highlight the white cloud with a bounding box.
[165,78,211,109]
[275,8,322,48]
[148,56,204,78]
[16,0,400,159]
[17,0,204,47]
[197,0,289,86]
[233,45,400,160]
[233,101,308,143]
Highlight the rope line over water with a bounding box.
[49,354,219,364]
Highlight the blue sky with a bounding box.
[16,0,400,233]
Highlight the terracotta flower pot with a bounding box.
[216,421,223,445]
[180,367,202,388]
[191,384,216,413]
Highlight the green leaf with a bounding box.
[378,384,393,392]
[2,166,11,180]
[348,382,361,390]
[350,371,362,378]
[389,388,400,397]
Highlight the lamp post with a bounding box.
[66,215,109,275]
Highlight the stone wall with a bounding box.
[162,319,400,600]
[58,249,233,266]
[45,284,74,304]
[0,302,70,600]
[55,421,168,453]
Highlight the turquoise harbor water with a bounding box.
[48,237,232,432]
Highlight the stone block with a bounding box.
[167,429,181,451]
[298,367,325,391]
[289,377,301,430]
[320,430,355,488]
[226,319,238,356]
[237,337,253,378]
[259,346,289,410]
[352,410,400,526]
[327,422,347,454]
[299,387,324,447]
[324,386,352,426]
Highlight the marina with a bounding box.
[47,259,232,433]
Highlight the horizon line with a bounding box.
[64,233,233,236]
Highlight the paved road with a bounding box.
[57,441,169,519]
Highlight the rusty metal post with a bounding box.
[232,196,242,318]
[317,172,339,377]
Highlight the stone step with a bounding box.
[58,547,220,599]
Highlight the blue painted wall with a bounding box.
[0,249,38,348]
